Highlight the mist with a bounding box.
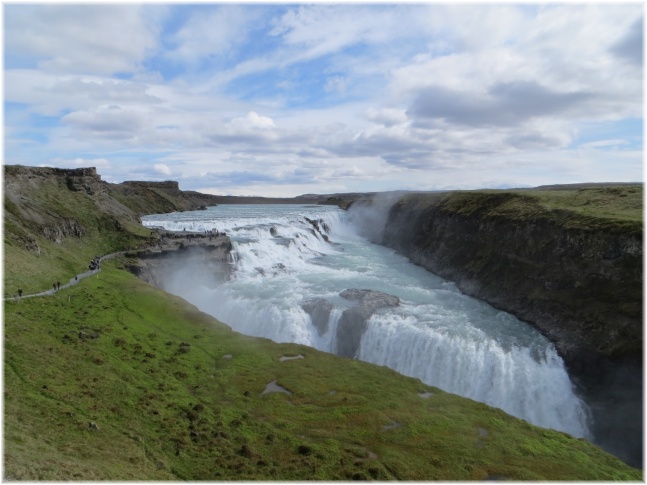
[346,193,403,243]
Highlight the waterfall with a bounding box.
[142,204,592,440]
[357,311,590,437]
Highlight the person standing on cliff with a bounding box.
[18,288,22,298]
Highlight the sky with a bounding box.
[3,3,644,197]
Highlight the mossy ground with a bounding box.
[4,262,642,480]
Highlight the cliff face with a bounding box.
[4,165,103,190]
[380,190,642,366]
[126,233,233,290]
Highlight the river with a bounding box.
[142,204,591,440]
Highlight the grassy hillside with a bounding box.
[4,263,641,480]
[4,167,152,296]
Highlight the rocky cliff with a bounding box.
[379,189,642,366]
[369,186,643,466]
[126,231,233,290]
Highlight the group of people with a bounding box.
[89,256,101,271]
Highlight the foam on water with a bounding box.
[142,204,592,439]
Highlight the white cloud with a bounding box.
[154,163,173,176]
[5,5,162,75]
[366,108,408,127]
[167,6,259,66]
[271,5,427,62]
[324,76,347,94]
[61,105,149,140]
[233,111,276,130]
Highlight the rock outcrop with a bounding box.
[302,299,334,336]
[65,167,105,195]
[122,180,180,190]
[336,289,400,358]
[41,218,86,243]
[126,232,233,289]
[302,289,400,358]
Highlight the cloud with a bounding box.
[408,81,593,128]
[61,105,148,139]
[505,131,572,150]
[324,76,347,94]
[49,78,163,105]
[47,157,113,171]
[611,18,643,66]
[4,4,643,197]
[231,111,276,130]
[271,5,405,61]
[154,163,172,176]
[4,5,162,75]
[366,108,408,127]
[166,6,261,67]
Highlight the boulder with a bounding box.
[302,299,333,336]
[336,289,400,358]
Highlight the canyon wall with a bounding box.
[379,190,642,367]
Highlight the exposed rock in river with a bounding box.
[305,217,331,242]
[302,299,334,336]
[336,289,400,358]
[302,289,400,358]
[339,289,400,308]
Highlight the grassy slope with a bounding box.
[4,262,641,480]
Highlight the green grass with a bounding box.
[4,262,641,480]
[529,185,643,222]
[428,185,643,233]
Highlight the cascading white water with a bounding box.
[142,204,591,439]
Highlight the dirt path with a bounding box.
[5,250,126,301]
